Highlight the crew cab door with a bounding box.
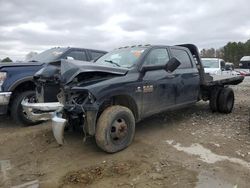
[170,47,200,104]
[140,48,177,117]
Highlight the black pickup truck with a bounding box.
[23,44,244,153]
[0,47,106,125]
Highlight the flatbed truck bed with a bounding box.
[203,75,244,86]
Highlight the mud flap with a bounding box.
[51,114,67,145]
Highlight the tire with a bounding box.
[11,90,41,126]
[218,88,234,114]
[95,105,135,153]
[209,87,222,112]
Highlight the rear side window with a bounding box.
[90,51,105,60]
[66,51,87,61]
[171,48,193,68]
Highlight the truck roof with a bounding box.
[115,44,191,52]
[240,56,250,61]
[49,47,107,53]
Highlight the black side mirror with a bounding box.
[140,57,181,73]
[165,57,181,72]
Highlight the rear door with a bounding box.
[170,47,200,104]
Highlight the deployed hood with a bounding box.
[60,59,128,84]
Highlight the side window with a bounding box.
[144,48,170,66]
[220,60,225,70]
[65,51,87,61]
[171,48,193,68]
[90,51,105,60]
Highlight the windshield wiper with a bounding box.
[104,60,121,67]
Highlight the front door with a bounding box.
[141,48,177,117]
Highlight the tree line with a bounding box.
[1,57,12,62]
[200,39,250,67]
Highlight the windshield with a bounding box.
[202,59,219,68]
[28,48,66,63]
[95,47,146,68]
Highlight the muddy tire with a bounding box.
[218,88,234,114]
[209,87,222,112]
[95,105,135,153]
[11,91,41,126]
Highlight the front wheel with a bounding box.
[11,91,42,126]
[95,105,135,153]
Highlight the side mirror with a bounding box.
[140,57,181,73]
[165,57,181,72]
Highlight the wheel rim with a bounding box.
[110,118,129,145]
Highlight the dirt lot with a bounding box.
[0,78,250,188]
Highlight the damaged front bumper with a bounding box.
[22,91,99,146]
[22,100,64,121]
[51,113,67,145]
[22,100,67,145]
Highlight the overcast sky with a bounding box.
[0,0,250,60]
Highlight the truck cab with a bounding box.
[239,56,250,69]
[201,58,226,75]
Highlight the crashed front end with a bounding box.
[22,88,98,145]
[22,100,66,144]
[55,87,99,142]
[22,59,127,145]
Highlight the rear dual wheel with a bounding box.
[218,88,234,113]
[209,87,222,112]
[209,87,234,114]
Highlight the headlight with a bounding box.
[0,72,7,91]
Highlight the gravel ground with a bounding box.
[0,77,249,188]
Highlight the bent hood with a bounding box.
[60,59,128,84]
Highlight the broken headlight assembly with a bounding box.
[64,90,96,109]
[72,91,96,105]
[88,92,95,104]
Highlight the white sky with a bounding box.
[0,0,250,60]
